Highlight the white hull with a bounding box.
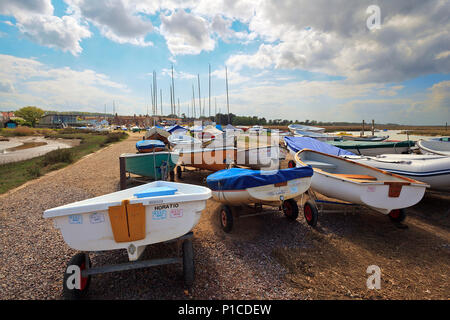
[295,150,428,214]
[211,177,312,206]
[236,146,286,169]
[43,181,211,261]
[344,154,450,191]
[417,139,450,156]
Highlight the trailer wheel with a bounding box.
[287,160,296,168]
[388,209,406,223]
[303,200,318,227]
[282,199,299,221]
[176,166,182,179]
[182,240,195,287]
[219,205,234,233]
[169,170,175,181]
[62,253,91,300]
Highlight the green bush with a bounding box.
[42,148,74,166]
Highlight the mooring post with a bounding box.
[119,156,127,190]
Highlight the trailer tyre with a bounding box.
[176,166,182,179]
[169,170,175,181]
[182,240,195,287]
[303,200,318,227]
[283,199,299,221]
[388,209,406,223]
[62,253,91,300]
[220,205,234,233]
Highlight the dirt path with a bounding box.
[0,133,449,299]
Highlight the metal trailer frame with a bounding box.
[298,189,407,227]
[63,232,194,299]
[217,196,299,233]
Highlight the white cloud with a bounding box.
[160,9,215,55]
[227,0,450,83]
[0,0,91,55]
[65,0,153,47]
[0,54,144,114]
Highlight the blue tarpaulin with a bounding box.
[166,125,187,133]
[284,136,355,156]
[206,166,313,191]
[136,140,165,151]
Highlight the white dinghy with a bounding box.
[417,139,450,156]
[168,134,202,148]
[295,149,428,222]
[43,181,211,298]
[206,166,313,232]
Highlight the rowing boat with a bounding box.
[295,149,428,216]
[327,140,414,156]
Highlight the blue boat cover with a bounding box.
[216,124,223,131]
[206,166,313,191]
[166,125,187,133]
[136,139,165,150]
[134,186,178,198]
[284,136,354,156]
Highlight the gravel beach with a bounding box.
[0,132,449,300]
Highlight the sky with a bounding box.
[0,0,449,125]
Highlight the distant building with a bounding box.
[4,119,18,129]
[38,113,81,128]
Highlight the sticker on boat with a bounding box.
[170,209,183,218]
[152,210,167,220]
[89,212,105,224]
[68,214,82,224]
[367,186,376,192]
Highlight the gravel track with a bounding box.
[1,133,449,300]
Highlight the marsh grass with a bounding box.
[0,131,128,194]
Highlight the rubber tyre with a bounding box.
[62,253,91,300]
[287,160,296,168]
[182,240,195,287]
[176,166,182,179]
[303,200,319,227]
[169,170,175,181]
[283,199,299,221]
[220,205,234,233]
[388,209,406,223]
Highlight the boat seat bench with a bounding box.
[334,174,378,181]
[303,160,337,170]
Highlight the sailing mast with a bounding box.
[208,63,211,118]
[192,84,196,118]
[160,89,163,116]
[171,64,175,115]
[197,74,201,118]
[225,66,230,124]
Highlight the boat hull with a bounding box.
[123,152,179,179]
[236,146,286,169]
[43,181,211,261]
[211,176,312,206]
[179,147,237,171]
[310,171,426,214]
[417,139,450,156]
[295,149,428,214]
[345,154,450,191]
